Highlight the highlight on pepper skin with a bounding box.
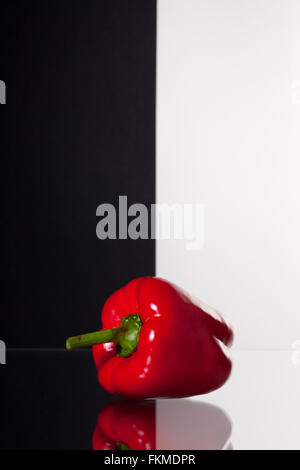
[66,277,234,399]
[92,399,233,451]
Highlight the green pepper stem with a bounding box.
[66,327,122,351]
[116,442,130,450]
[66,313,143,357]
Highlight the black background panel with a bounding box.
[0,1,156,348]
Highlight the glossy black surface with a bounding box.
[0,350,118,449]
[0,350,233,450]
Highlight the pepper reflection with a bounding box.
[93,399,232,450]
[93,400,155,450]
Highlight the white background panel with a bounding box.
[157,0,300,349]
[156,351,300,450]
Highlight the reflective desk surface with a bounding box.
[0,349,299,450]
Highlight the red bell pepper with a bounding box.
[92,400,155,450]
[66,277,233,399]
